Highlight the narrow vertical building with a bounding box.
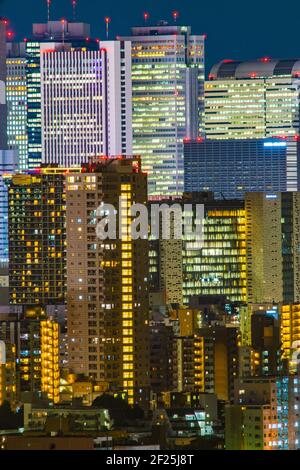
[66,157,149,405]
[6,43,27,171]
[245,192,300,304]
[0,19,7,150]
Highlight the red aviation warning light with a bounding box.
[143,12,150,24]
[6,31,14,40]
[260,57,271,63]
[172,11,179,23]
[105,17,111,39]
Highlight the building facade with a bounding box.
[26,20,95,169]
[0,306,59,403]
[0,150,18,264]
[41,40,132,166]
[6,44,27,171]
[205,59,300,140]
[245,192,300,304]
[121,24,205,197]
[0,20,7,150]
[184,137,300,199]
[8,167,68,305]
[182,193,246,305]
[66,157,149,405]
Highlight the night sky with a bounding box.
[1,0,300,74]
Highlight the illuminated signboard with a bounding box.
[263,142,287,148]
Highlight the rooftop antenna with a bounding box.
[61,19,66,45]
[143,12,150,25]
[72,0,77,21]
[46,0,51,22]
[104,17,111,39]
[172,11,179,23]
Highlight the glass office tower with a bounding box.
[184,137,300,199]
[205,58,300,140]
[26,20,95,169]
[121,24,205,197]
[6,47,27,171]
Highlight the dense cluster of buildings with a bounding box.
[1,14,300,450]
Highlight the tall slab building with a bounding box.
[0,20,7,150]
[0,21,18,268]
[245,192,300,304]
[121,24,205,197]
[66,157,149,405]
[26,20,95,169]
[6,43,27,171]
[41,40,132,166]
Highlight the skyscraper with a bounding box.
[26,20,95,169]
[41,40,132,166]
[0,151,17,264]
[0,21,18,266]
[184,137,300,199]
[8,167,70,305]
[149,193,246,306]
[174,325,239,401]
[121,24,205,197]
[66,157,149,405]
[0,20,7,150]
[205,59,300,140]
[182,193,246,305]
[245,192,300,304]
[6,43,27,171]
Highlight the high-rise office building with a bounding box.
[8,167,70,305]
[184,137,300,199]
[66,157,149,405]
[6,43,27,171]
[41,40,132,166]
[205,59,300,140]
[245,192,300,304]
[26,20,95,169]
[121,24,205,197]
[182,193,246,305]
[0,150,18,264]
[0,21,17,267]
[149,193,246,306]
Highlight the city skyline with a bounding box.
[2,0,300,74]
[3,0,300,455]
